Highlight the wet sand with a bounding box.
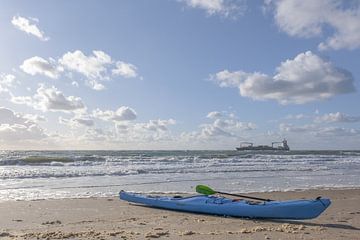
[0,188,359,239]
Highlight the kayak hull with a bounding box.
[119,191,330,220]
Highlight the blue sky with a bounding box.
[0,0,359,150]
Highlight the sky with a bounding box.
[0,0,360,150]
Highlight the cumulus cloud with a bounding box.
[285,114,307,120]
[206,111,222,119]
[180,0,246,18]
[266,0,360,50]
[11,84,85,113]
[134,119,176,132]
[0,124,46,142]
[11,16,49,41]
[0,107,30,125]
[115,119,176,142]
[184,111,256,141]
[59,50,112,80]
[56,50,140,90]
[20,50,140,90]
[0,107,47,141]
[33,85,85,112]
[59,116,94,128]
[280,123,317,133]
[81,128,115,142]
[93,106,137,122]
[0,74,17,92]
[87,79,105,91]
[112,61,138,78]
[23,113,46,123]
[75,117,176,144]
[71,81,79,87]
[213,51,355,104]
[20,56,63,79]
[280,122,360,138]
[314,112,360,123]
[200,118,256,138]
[315,127,360,137]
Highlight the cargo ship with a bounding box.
[236,139,290,151]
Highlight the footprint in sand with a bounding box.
[12,219,23,222]
[42,220,62,225]
[0,232,13,237]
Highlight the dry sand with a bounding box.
[0,188,359,239]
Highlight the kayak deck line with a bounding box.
[119,190,331,220]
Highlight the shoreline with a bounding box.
[2,185,360,203]
[1,188,359,239]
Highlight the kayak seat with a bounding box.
[173,195,183,199]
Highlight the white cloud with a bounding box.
[11,16,49,41]
[0,107,47,141]
[88,79,105,91]
[266,0,360,50]
[59,116,94,128]
[81,128,115,142]
[315,127,360,137]
[280,123,317,133]
[71,81,79,87]
[207,111,222,119]
[185,111,256,140]
[285,114,307,120]
[0,74,17,92]
[34,85,85,112]
[134,119,176,132]
[93,106,137,122]
[115,119,176,142]
[180,0,246,18]
[0,107,29,125]
[280,122,360,137]
[20,50,140,90]
[73,117,177,144]
[0,124,46,141]
[23,113,46,123]
[59,50,112,80]
[10,95,33,105]
[11,84,85,113]
[112,61,138,78]
[20,56,63,79]
[213,51,355,104]
[314,112,360,123]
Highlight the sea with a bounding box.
[1,150,359,201]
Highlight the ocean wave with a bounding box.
[0,165,324,180]
[0,155,106,166]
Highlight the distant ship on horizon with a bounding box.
[236,139,290,151]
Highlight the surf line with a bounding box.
[49,177,232,190]
[1,177,231,190]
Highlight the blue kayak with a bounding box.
[119,190,331,220]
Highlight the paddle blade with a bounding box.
[196,185,217,195]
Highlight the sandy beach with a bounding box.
[0,188,359,239]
